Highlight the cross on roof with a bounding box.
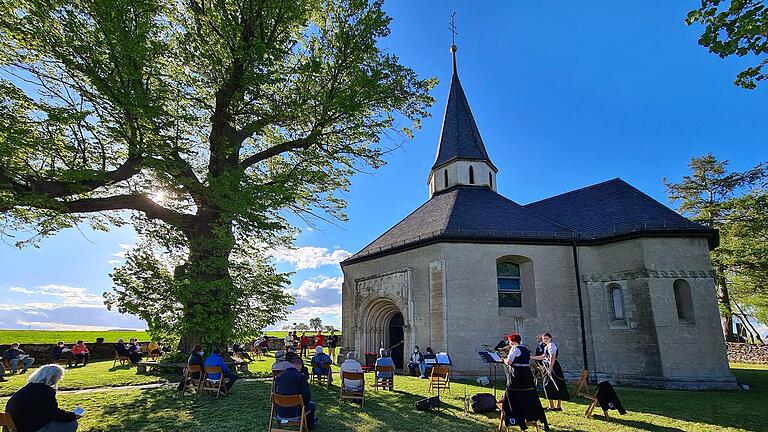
[449,12,458,47]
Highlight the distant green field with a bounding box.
[0,330,149,344]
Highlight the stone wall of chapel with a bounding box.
[439,242,583,376]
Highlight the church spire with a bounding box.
[428,16,497,197]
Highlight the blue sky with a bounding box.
[1,1,766,333]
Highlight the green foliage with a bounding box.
[309,316,322,331]
[687,0,768,89]
[0,0,435,348]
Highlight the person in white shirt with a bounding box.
[271,351,291,372]
[531,332,569,410]
[339,352,364,391]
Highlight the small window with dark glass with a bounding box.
[469,166,475,184]
[497,262,522,307]
[444,169,448,188]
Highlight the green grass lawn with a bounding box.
[0,330,149,344]
[2,362,765,431]
[0,360,168,397]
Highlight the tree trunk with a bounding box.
[716,264,736,342]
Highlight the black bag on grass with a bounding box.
[471,393,497,413]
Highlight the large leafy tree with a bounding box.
[0,0,434,349]
[665,154,766,342]
[687,0,768,89]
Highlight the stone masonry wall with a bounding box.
[727,343,768,364]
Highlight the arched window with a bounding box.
[673,279,695,323]
[469,166,475,184]
[497,262,522,307]
[610,286,624,320]
[489,172,493,188]
[443,169,448,188]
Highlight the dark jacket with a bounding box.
[187,352,204,379]
[51,346,69,359]
[274,367,312,419]
[5,383,76,432]
[3,348,25,360]
[115,344,131,357]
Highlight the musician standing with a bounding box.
[531,332,569,411]
[501,333,549,430]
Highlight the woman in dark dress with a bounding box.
[501,333,549,431]
[531,332,569,411]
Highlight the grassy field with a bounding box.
[0,330,149,344]
[1,362,765,431]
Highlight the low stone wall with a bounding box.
[727,342,768,364]
[0,342,146,364]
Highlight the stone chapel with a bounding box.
[340,44,736,389]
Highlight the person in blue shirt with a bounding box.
[375,348,395,379]
[204,347,239,392]
[275,356,317,430]
[310,346,333,384]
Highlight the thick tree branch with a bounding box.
[240,134,318,169]
[60,195,195,228]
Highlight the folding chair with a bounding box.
[496,401,540,432]
[584,386,609,419]
[268,393,308,432]
[272,369,284,391]
[180,364,204,396]
[571,370,589,399]
[310,360,332,386]
[112,351,130,367]
[428,366,450,394]
[200,365,225,397]
[0,412,18,432]
[372,365,395,391]
[339,371,365,406]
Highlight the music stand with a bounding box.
[477,349,503,398]
[429,352,452,412]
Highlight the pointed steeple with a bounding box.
[432,45,496,172]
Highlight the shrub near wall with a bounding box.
[727,343,768,364]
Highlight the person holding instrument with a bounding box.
[501,333,549,430]
[531,332,569,411]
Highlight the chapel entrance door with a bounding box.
[388,312,404,369]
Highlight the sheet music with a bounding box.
[489,352,502,362]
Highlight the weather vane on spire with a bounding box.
[449,12,458,52]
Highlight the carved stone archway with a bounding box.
[355,297,411,370]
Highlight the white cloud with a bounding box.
[269,246,351,270]
[285,276,343,305]
[107,243,134,266]
[8,284,103,306]
[14,321,139,331]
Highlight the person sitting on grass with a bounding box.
[310,346,333,384]
[275,356,318,430]
[5,364,81,432]
[204,347,238,393]
[272,351,291,372]
[339,352,364,392]
[51,341,74,368]
[4,343,35,374]
[72,341,89,367]
[375,348,395,381]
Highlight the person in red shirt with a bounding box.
[71,340,90,366]
[299,331,309,358]
[313,331,325,350]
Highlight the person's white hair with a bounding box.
[28,364,65,388]
[346,351,356,360]
[315,346,323,354]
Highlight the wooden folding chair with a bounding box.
[112,351,130,367]
[571,370,589,399]
[268,393,308,432]
[0,412,18,432]
[584,386,609,420]
[339,371,365,406]
[180,364,204,396]
[272,369,285,391]
[372,365,395,391]
[428,365,450,394]
[200,365,225,398]
[496,401,540,432]
[310,361,332,387]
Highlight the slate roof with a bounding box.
[432,70,495,171]
[345,180,717,263]
[523,178,710,238]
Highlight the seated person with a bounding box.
[310,346,333,384]
[423,347,436,377]
[232,343,252,362]
[52,341,74,367]
[72,341,90,366]
[4,343,35,374]
[147,341,162,356]
[177,345,205,391]
[258,338,270,354]
[6,364,80,432]
[115,338,141,363]
[204,348,238,392]
[407,345,426,378]
[275,356,317,430]
[374,348,395,381]
[285,348,309,380]
[339,352,364,391]
[0,357,6,382]
[272,351,291,372]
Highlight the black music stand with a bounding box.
[477,350,503,398]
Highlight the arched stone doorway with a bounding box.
[356,297,409,370]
